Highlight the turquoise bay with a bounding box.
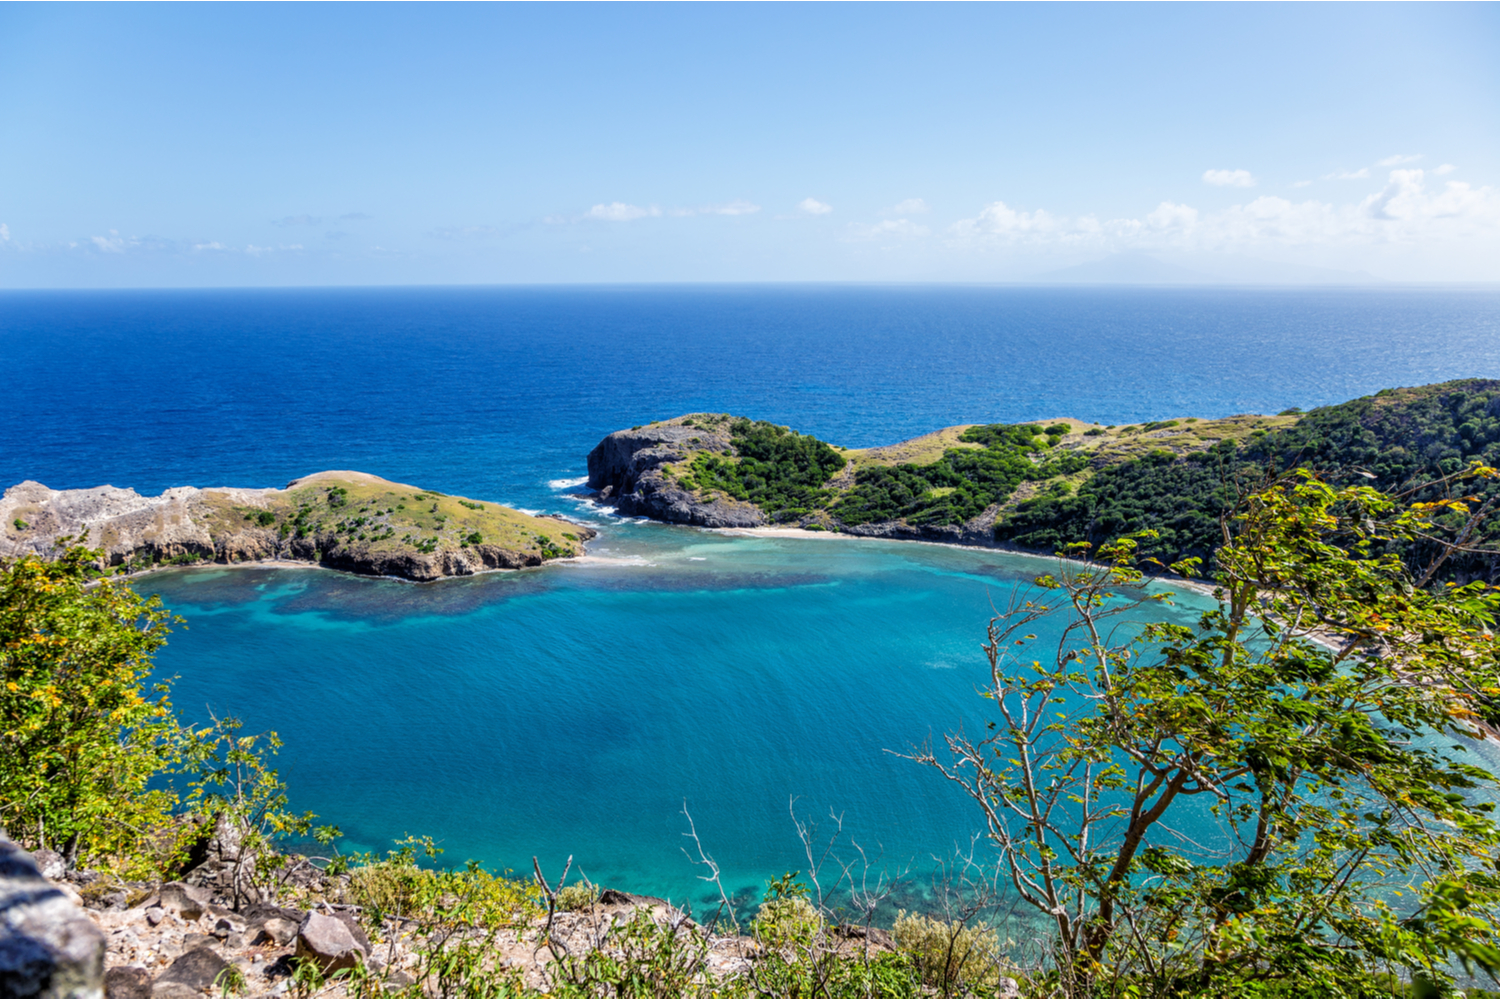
[144,527,1213,911]
[5,285,1500,910]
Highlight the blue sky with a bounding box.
[1,2,1497,286]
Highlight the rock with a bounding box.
[33,852,66,881]
[181,934,218,953]
[154,947,228,995]
[103,967,151,999]
[250,917,297,948]
[293,912,367,974]
[143,909,164,928]
[0,834,106,999]
[586,422,766,529]
[155,884,209,922]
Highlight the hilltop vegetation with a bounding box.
[997,379,1500,578]
[598,380,1500,583]
[1,470,592,581]
[672,417,846,518]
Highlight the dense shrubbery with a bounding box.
[833,423,1088,527]
[995,443,1237,565]
[997,379,1500,582]
[680,419,846,520]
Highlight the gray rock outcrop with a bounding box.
[0,836,106,999]
[294,911,369,974]
[151,948,227,998]
[587,422,766,528]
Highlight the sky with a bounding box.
[1,2,1498,287]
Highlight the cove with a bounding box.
[143,524,1218,912]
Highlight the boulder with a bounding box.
[251,917,297,948]
[293,911,367,974]
[155,884,209,922]
[102,967,150,999]
[32,852,66,882]
[153,947,228,995]
[0,835,106,999]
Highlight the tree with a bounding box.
[914,470,1500,996]
[0,546,179,868]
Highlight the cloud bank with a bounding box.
[1203,169,1256,188]
[945,168,1500,256]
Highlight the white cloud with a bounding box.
[701,200,760,216]
[244,243,303,256]
[797,198,833,216]
[1203,169,1256,188]
[1323,168,1371,181]
[586,202,660,222]
[848,218,930,241]
[1291,180,1313,188]
[1435,164,1456,176]
[889,198,929,215]
[0,223,8,242]
[193,241,227,251]
[669,200,762,217]
[946,169,1500,255]
[1377,154,1422,166]
[90,231,130,253]
[1147,202,1199,230]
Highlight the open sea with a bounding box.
[4,285,1500,916]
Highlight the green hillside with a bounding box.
[630,380,1500,584]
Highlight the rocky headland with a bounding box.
[0,471,595,583]
[585,411,1293,547]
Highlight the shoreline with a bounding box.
[118,552,571,585]
[705,524,1221,600]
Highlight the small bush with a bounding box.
[1046,423,1071,436]
[1279,407,1303,416]
[255,510,276,527]
[12,519,27,531]
[892,910,1014,993]
[465,531,483,546]
[754,896,823,951]
[1084,428,1105,437]
[555,881,599,911]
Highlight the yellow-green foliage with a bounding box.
[0,547,181,876]
[892,910,1014,992]
[753,896,823,951]
[200,472,586,562]
[347,848,543,931]
[554,880,600,912]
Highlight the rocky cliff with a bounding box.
[587,420,767,528]
[0,471,595,583]
[586,411,1294,549]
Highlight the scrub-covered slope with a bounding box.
[589,380,1500,583]
[1,470,594,582]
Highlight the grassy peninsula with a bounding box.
[590,379,1500,583]
[1,470,593,582]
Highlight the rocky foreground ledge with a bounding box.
[2,832,909,999]
[0,471,595,583]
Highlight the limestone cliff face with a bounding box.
[0,473,595,583]
[587,423,766,528]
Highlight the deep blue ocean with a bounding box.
[4,285,1500,915]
